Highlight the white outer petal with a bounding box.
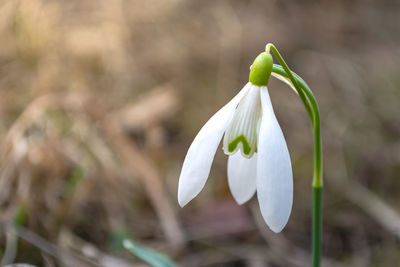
[256,87,293,233]
[227,152,257,205]
[178,83,251,207]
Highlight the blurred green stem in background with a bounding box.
[266,44,323,267]
[123,239,178,267]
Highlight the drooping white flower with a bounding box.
[178,52,293,233]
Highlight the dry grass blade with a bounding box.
[334,180,400,238]
[99,113,185,246]
[115,84,179,131]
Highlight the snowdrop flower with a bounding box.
[178,52,293,233]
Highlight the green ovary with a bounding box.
[228,134,252,156]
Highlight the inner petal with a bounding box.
[223,84,262,158]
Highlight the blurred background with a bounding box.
[0,0,399,266]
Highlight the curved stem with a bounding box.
[266,45,313,124]
[267,44,323,267]
[270,64,323,187]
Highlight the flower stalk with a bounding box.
[267,43,323,267]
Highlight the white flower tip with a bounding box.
[268,221,287,233]
[227,153,257,206]
[259,198,292,233]
[230,180,256,205]
[260,208,291,233]
[178,199,187,208]
[177,187,193,207]
[232,195,250,205]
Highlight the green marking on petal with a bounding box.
[228,134,252,155]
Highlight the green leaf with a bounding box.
[109,228,129,250]
[66,165,84,195]
[123,239,178,267]
[14,205,27,227]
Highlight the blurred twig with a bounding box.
[88,86,185,246]
[331,178,400,238]
[1,224,18,266]
[0,90,185,248]
[58,229,142,267]
[98,111,185,246]
[7,224,94,267]
[115,84,179,131]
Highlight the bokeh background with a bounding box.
[0,0,399,266]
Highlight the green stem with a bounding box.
[312,187,323,267]
[267,44,323,267]
[266,45,313,123]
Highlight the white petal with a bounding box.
[178,83,251,207]
[256,87,293,233]
[271,72,298,95]
[227,152,257,205]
